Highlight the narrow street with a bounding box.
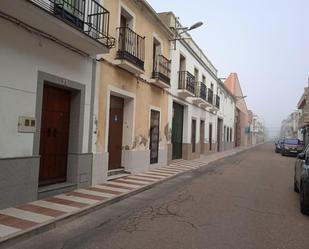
[4,143,309,249]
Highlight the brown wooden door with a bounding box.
[39,85,71,186]
[108,96,124,170]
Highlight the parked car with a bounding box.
[275,139,284,153]
[294,145,309,214]
[280,138,304,156]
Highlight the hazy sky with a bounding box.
[147,0,309,136]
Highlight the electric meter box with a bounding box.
[18,116,36,133]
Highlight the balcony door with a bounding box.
[153,38,161,72]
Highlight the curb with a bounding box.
[0,144,263,248]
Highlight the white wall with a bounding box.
[0,20,93,158]
[168,39,220,144]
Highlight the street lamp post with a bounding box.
[170,19,203,50]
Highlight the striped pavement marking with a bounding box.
[89,186,124,195]
[0,214,38,230]
[31,200,79,213]
[149,170,176,176]
[17,204,66,218]
[148,170,174,175]
[56,194,99,205]
[125,176,156,183]
[95,185,129,193]
[44,197,88,209]
[0,156,223,240]
[112,179,145,187]
[159,167,184,173]
[116,178,150,185]
[136,173,166,179]
[166,165,194,170]
[68,191,107,201]
[0,208,54,224]
[0,225,21,238]
[103,182,136,190]
[74,189,115,199]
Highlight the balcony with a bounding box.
[215,95,220,109]
[178,71,196,98]
[193,82,210,107]
[115,27,145,75]
[0,0,116,55]
[150,55,171,88]
[207,88,214,105]
[299,113,309,128]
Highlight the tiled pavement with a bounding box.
[0,146,253,244]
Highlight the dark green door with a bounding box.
[172,102,184,159]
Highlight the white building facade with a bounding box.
[159,12,235,161]
[0,0,115,208]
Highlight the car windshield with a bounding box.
[284,139,298,145]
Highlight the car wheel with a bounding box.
[300,184,309,215]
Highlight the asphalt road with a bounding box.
[6,143,309,249]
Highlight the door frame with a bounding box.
[33,71,86,184]
[105,86,136,167]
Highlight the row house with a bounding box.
[248,111,265,145]
[216,80,236,151]
[158,12,236,161]
[224,73,250,147]
[280,111,300,140]
[0,0,242,210]
[298,87,309,145]
[0,0,115,208]
[94,0,173,180]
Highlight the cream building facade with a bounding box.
[95,0,173,180]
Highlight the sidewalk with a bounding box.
[0,145,256,246]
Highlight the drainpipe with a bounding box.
[88,58,97,153]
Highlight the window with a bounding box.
[202,75,206,84]
[120,7,134,29]
[194,68,199,82]
[179,54,186,71]
[230,128,233,142]
[211,83,214,90]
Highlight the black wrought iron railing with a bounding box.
[195,82,207,101]
[215,95,220,109]
[29,0,115,48]
[152,55,171,85]
[178,71,195,94]
[116,27,145,70]
[207,88,214,104]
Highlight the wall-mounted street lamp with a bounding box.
[170,19,204,50]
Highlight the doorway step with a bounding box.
[107,168,130,181]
